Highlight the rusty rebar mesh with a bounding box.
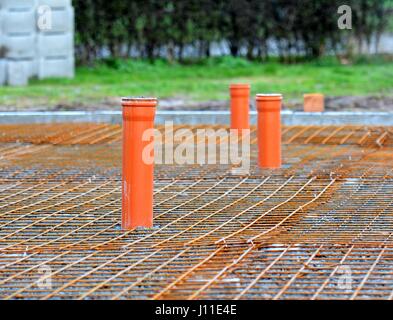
[0,123,393,300]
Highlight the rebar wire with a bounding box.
[1,124,393,299]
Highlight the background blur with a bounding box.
[74,0,393,62]
[0,0,392,111]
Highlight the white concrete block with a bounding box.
[2,58,38,78]
[1,9,36,34]
[21,58,38,77]
[0,0,36,10]
[38,55,74,79]
[3,34,36,58]
[38,7,74,33]
[7,60,29,86]
[38,32,72,57]
[0,59,6,85]
[37,0,71,9]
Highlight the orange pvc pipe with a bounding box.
[230,84,250,130]
[122,97,157,230]
[304,93,324,112]
[256,94,282,169]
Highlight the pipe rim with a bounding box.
[121,97,158,107]
[256,93,282,97]
[230,83,251,90]
[256,93,283,101]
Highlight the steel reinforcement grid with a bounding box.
[1,123,393,300]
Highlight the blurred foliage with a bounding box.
[73,0,393,64]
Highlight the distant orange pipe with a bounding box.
[230,84,250,130]
[256,94,282,169]
[122,97,157,230]
[304,93,324,112]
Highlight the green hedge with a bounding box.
[73,0,393,64]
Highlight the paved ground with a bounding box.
[0,95,392,112]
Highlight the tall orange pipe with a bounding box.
[122,97,157,230]
[256,94,282,169]
[230,84,250,130]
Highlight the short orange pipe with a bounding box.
[122,97,157,230]
[230,84,250,130]
[256,94,282,169]
[304,93,324,112]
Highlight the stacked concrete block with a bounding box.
[0,0,35,85]
[37,0,74,79]
[0,59,5,85]
[1,0,37,9]
[7,60,29,86]
[0,0,75,86]
[0,13,4,85]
